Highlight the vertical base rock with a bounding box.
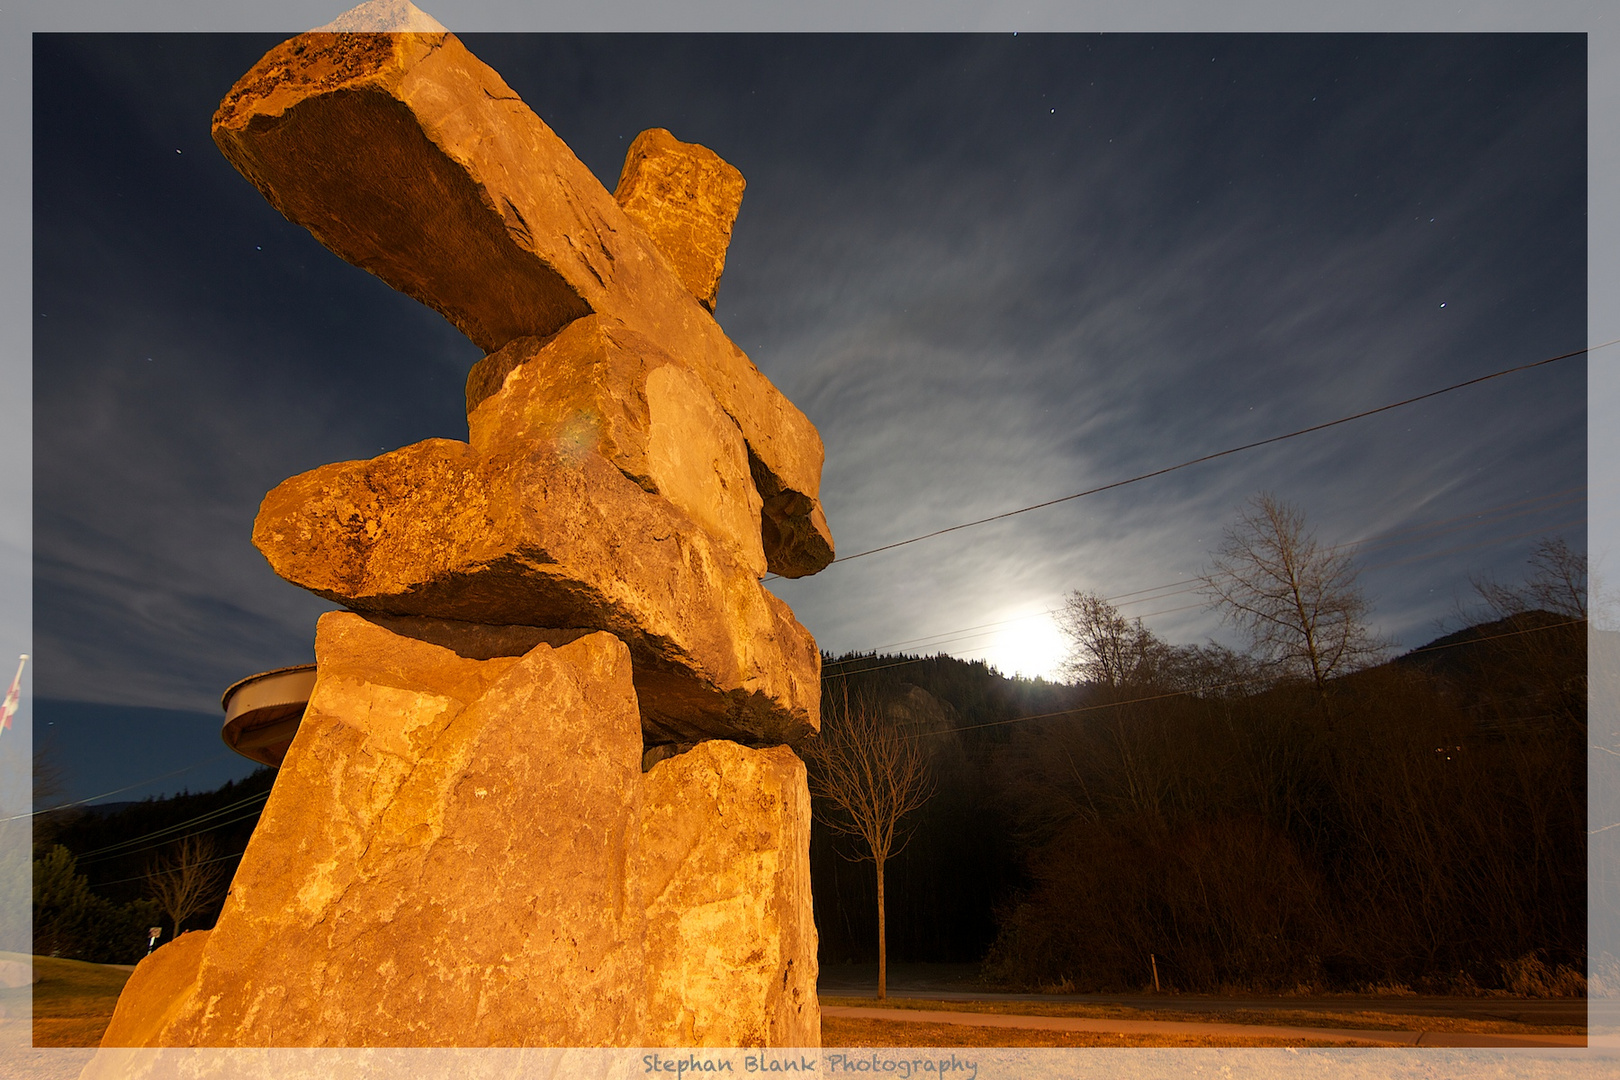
[640,741,820,1047]
[105,612,648,1047]
[96,614,822,1049]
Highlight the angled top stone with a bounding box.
[614,128,745,314]
[212,30,833,578]
[252,436,822,744]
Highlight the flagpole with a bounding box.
[0,654,27,741]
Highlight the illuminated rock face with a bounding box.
[106,616,649,1047]
[101,620,822,1049]
[211,27,832,579]
[99,5,830,1051]
[641,741,821,1048]
[613,127,747,315]
[253,316,819,746]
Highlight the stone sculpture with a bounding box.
[97,6,829,1050]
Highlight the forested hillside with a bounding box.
[34,769,274,963]
[808,604,1585,994]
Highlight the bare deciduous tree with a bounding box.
[803,687,935,999]
[1473,535,1586,621]
[1201,494,1386,723]
[1058,591,1172,688]
[145,834,228,939]
[1466,535,1588,734]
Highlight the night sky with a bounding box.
[30,30,1589,804]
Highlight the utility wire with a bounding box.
[73,789,271,860]
[79,806,272,872]
[808,340,1606,572]
[76,798,273,868]
[3,752,242,823]
[820,490,1590,679]
[89,846,251,890]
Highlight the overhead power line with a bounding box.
[75,791,272,867]
[90,846,252,889]
[2,752,242,823]
[810,340,1606,572]
[79,805,273,874]
[820,488,1590,679]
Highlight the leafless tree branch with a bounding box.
[803,685,935,998]
[145,834,228,939]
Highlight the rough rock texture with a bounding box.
[117,614,648,1047]
[96,619,823,1050]
[752,463,835,583]
[98,931,211,1047]
[252,439,819,745]
[211,29,832,578]
[465,315,767,577]
[613,128,746,314]
[640,742,820,1047]
[126,17,833,1053]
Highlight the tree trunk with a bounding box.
[876,855,887,1000]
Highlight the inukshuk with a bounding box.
[99,22,831,1049]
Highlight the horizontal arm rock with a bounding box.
[213,30,833,576]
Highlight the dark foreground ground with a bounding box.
[19,956,1590,1048]
[818,962,1590,1030]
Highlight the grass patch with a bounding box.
[819,996,1584,1037]
[27,956,134,1047]
[35,1016,122,1048]
[821,1016,1367,1048]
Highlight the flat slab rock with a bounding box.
[93,613,820,1050]
[253,431,819,745]
[211,28,831,577]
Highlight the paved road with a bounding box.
[818,963,1590,1031]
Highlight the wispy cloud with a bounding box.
[37,32,1585,713]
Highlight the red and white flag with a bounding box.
[0,655,27,732]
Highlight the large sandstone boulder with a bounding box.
[640,741,820,1047]
[95,618,823,1051]
[210,29,832,578]
[252,438,819,746]
[97,931,211,1048]
[104,613,649,1046]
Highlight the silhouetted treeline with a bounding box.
[810,613,1586,995]
[812,655,1076,963]
[33,768,274,962]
